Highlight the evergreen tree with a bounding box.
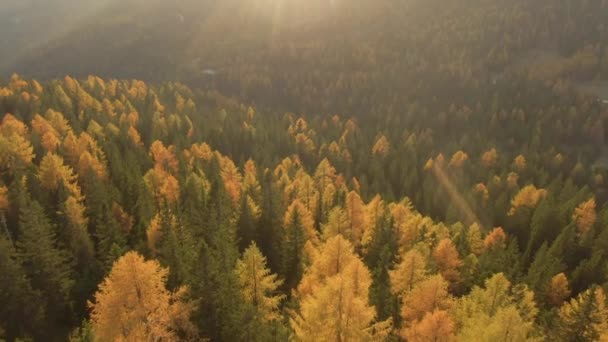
[16,194,75,335]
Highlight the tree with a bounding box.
[282,200,318,290]
[291,235,391,341]
[454,273,539,342]
[548,273,571,306]
[508,185,547,215]
[484,227,507,251]
[372,135,390,156]
[557,287,608,341]
[403,310,455,342]
[400,275,453,326]
[89,251,197,341]
[0,233,44,340]
[481,148,498,168]
[433,238,463,286]
[467,223,485,256]
[16,196,74,320]
[235,242,284,321]
[449,150,469,168]
[572,197,596,237]
[389,249,427,296]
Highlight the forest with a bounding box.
[1,0,608,341]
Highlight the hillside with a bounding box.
[3,0,607,115]
[2,0,608,341]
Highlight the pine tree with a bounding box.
[0,232,44,340]
[281,200,318,290]
[16,196,75,334]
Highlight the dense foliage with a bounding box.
[0,72,607,340]
[1,0,608,341]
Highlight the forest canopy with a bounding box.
[1,0,608,341]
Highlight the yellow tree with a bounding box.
[0,115,34,173]
[372,135,390,156]
[433,239,463,286]
[291,235,391,341]
[235,242,284,321]
[513,154,527,171]
[345,191,368,247]
[467,223,485,256]
[389,249,428,296]
[38,153,82,198]
[558,287,608,341]
[508,185,547,215]
[403,310,455,342]
[449,150,468,168]
[454,273,539,342]
[481,148,498,168]
[89,251,197,341]
[322,207,351,241]
[242,159,261,199]
[400,275,453,326]
[573,197,597,237]
[484,227,507,251]
[547,273,571,306]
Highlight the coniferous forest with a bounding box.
[2,0,608,341]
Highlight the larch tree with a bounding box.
[481,148,498,168]
[89,251,198,341]
[399,275,453,330]
[547,273,571,306]
[508,185,547,215]
[467,223,485,256]
[372,135,390,157]
[291,235,391,341]
[432,238,463,286]
[389,249,428,296]
[557,287,608,341]
[345,190,368,248]
[235,242,284,321]
[572,197,597,237]
[454,273,539,342]
[403,309,455,342]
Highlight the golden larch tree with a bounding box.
[548,273,571,306]
[389,249,428,296]
[403,309,455,342]
[467,223,485,256]
[291,235,391,341]
[372,135,390,156]
[573,197,597,237]
[508,185,547,215]
[89,251,197,341]
[449,150,469,168]
[235,242,284,321]
[399,275,453,338]
[484,227,507,251]
[481,148,498,168]
[432,239,463,285]
[558,287,608,341]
